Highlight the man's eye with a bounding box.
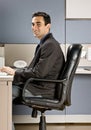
[37,23,41,27]
[32,23,34,26]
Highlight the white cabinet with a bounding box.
[66,0,91,18]
[0,76,13,130]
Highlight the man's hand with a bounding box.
[0,66,15,75]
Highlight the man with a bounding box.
[0,11,65,100]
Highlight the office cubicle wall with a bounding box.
[0,0,65,44]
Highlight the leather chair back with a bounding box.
[55,44,82,106]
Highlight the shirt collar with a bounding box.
[40,33,51,44]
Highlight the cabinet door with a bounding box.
[66,0,91,18]
[0,81,12,130]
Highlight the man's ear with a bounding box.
[46,23,51,30]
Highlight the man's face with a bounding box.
[32,16,50,39]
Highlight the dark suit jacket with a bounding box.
[13,33,65,99]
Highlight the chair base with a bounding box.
[39,113,46,130]
[32,109,38,118]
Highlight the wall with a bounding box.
[0,0,65,43]
[5,44,36,66]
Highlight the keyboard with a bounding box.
[0,72,8,76]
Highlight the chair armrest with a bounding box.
[25,77,67,85]
[22,77,67,100]
[23,77,67,93]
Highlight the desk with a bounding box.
[76,67,91,74]
[0,75,13,130]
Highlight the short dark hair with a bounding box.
[32,12,51,25]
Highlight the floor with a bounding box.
[15,123,91,130]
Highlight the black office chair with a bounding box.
[14,44,82,130]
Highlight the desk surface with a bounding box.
[0,75,13,80]
[76,67,91,74]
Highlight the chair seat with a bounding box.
[23,96,65,110]
[25,97,59,103]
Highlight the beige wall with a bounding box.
[5,44,37,66]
